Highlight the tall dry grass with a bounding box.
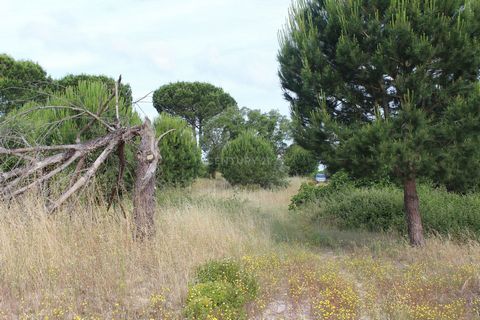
[1,177,479,319]
[0,178,303,318]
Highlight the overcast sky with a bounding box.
[0,0,293,119]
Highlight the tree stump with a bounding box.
[133,119,160,239]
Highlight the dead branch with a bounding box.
[68,155,86,187]
[1,76,169,240]
[76,92,115,142]
[47,127,141,212]
[132,91,153,104]
[7,151,82,199]
[47,140,118,212]
[107,140,126,211]
[115,75,121,128]
[0,129,132,156]
[156,129,176,145]
[1,128,140,198]
[1,151,74,194]
[0,145,80,154]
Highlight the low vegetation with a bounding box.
[185,259,258,319]
[1,178,479,319]
[291,174,480,240]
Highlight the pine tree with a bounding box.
[279,0,480,245]
[152,82,237,144]
[154,113,202,187]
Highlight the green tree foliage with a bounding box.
[4,81,134,144]
[202,107,291,176]
[0,54,50,115]
[220,131,287,188]
[284,144,318,176]
[279,0,480,245]
[1,81,140,192]
[54,74,133,107]
[433,91,480,193]
[153,82,237,143]
[154,113,201,187]
[279,0,480,188]
[244,109,291,155]
[201,107,245,176]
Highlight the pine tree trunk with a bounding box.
[198,121,202,148]
[133,119,159,239]
[403,177,425,246]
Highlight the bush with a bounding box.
[289,171,353,210]
[195,260,258,299]
[154,113,202,187]
[185,281,242,320]
[220,131,287,188]
[284,144,318,176]
[293,182,480,239]
[289,182,326,210]
[318,187,406,232]
[184,259,258,320]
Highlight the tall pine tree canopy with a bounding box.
[279,0,480,189]
[279,0,480,245]
[152,81,237,143]
[54,74,133,107]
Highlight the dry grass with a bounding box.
[0,177,479,319]
[0,178,302,319]
[242,239,480,320]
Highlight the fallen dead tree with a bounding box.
[0,76,172,239]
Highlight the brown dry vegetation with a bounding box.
[0,178,479,319]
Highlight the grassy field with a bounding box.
[0,178,479,319]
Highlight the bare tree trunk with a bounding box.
[403,176,425,246]
[133,119,159,239]
[197,121,202,148]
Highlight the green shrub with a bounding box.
[289,182,326,210]
[318,187,406,232]
[195,260,258,299]
[185,281,242,320]
[220,131,287,188]
[419,186,480,238]
[184,259,258,320]
[294,183,480,239]
[289,171,353,210]
[154,113,202,187]
[284,144,318,176]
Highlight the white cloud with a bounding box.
[0,0,293,118]
[39,51,98,70]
